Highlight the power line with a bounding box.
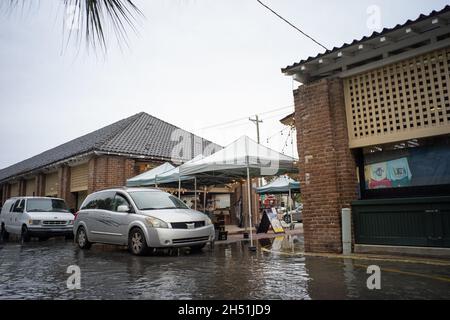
[200,116,249,130]
[265,126,290,143]
[200,105,293,130]
[262,111,294,122]
[256,0,328,51]
[259,105,294,116]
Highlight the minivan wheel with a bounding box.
[21,226,31,243]
[76,227,91,250]
[128,228,148,256]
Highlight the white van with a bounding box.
[0,197,75,242]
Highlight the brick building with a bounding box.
[0,112,220,211]
[283,6,450,254]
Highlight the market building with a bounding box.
[0,112,221,211]
[282,6,450,254]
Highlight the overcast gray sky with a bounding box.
[0,0,448,169]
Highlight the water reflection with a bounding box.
[0,237,449,300]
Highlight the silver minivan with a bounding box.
[74,188,215,255]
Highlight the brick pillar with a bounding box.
[294,78,358,254]
[88,157,97,194]
[88,156,137,193]
[58,166,76,211]
[18,179,26,196]
[241,179,259,228]
[2,184,11,203]
[35,174,46,197]
[124,159,137,181]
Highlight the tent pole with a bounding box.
[194,177,198,211]
[204,186,207,214]
[246,167,255,250]
[178,177,181,199]
[289,187,293,228]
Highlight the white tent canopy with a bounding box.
[125,136,299,249]
[180,136,298,177]
[178,136,298,250]
[126,162,175,187]
[127,155,205,187]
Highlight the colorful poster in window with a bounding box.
[366,162,392,189]
[387,157,412,187]
[365,157,412,190]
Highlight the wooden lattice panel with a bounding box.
[344,48,450,148]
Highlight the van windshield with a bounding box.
[129,191,189,211]
[26,199,69,213]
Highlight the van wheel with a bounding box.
[0,224,9,241]
[128,228,148,256]
[21,226,31,243]
[76,227,91,250]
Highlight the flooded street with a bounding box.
[0,236,449,300]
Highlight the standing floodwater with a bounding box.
[0,236,449,300]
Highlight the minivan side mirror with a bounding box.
[117,205,130,213]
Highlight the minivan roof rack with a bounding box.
[94,186,160,193]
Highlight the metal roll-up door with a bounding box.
[70,164,89,193]
[10,183,19,197]
[25,179,35,196]
[45,172,59,197]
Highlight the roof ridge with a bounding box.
[96,112,145,150]
[134,112,222,147]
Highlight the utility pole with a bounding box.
[249,114,264,227]
[249,114,263,144]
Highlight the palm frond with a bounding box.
[63,0,143,52]
[3,0,143,53]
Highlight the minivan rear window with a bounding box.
[26,199,69,213]
[81,192,115,211]
[129,191,189,211]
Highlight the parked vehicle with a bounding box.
[0,197,75,242]
[283,204,303,224]
[74,188,215,256]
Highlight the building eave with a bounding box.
[282,6,450,83]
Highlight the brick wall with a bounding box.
[231,179,261,227]
[294,78,358,253]
[35,174,46,197]
[18,180,26,196]
[0,157,156,207]
[1,184,11,205]
[88,156,142,193]
[58,166,77,210]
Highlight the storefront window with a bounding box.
[363,135,450,190]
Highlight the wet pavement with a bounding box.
[0,235,449,300]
